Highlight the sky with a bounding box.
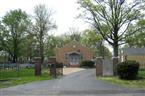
[0,0,89,36]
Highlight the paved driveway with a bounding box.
[63,68,85,75]
[0,69,145,96]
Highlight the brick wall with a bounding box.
[55,41,93,66]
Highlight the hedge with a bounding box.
[80,60,95,68]
[117,60,139,80]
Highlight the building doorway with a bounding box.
[68,52,81,66]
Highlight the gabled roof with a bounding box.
[123,47,145,55]
[58,41,90,50]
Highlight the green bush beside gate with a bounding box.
[117,60,139,80]
[80,60,95,68]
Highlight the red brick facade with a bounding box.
[55,41,93,67]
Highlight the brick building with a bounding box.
[55,41,93,67]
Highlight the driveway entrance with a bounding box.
[63,68,85,75]
[0,69,145,96]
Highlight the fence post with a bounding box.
[112,57,119,76]
[34,57,41,76]
[96,57,103,76]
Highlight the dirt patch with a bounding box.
[63,68,85,75]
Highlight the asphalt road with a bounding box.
[0,69,145,96]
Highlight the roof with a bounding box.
[67,51,81,55]
[123,47,145,55]
[58,41,91,51]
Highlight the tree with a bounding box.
[23,32,37,62]
[33,4,56,63]
[45,35,63,57]
[0,9,30,63]
[81,29,101,48]
[81,29,111,57]
[78,0,145,57]
[67,27,81,42]
[126,31,145,47]
[125,19,145,47]
[60,27,82,43]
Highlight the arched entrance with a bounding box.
[68,52,81,66]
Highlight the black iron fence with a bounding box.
[0,60,64,79]
[0,62,35,70]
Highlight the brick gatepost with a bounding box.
[34,57,41,76]
[96,57,103,76]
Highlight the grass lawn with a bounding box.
[0,68,51,88]
[97,69,145,89]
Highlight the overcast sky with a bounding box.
[0,0,89,35]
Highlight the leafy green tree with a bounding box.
[78,0,145,57]
[23,32,37,62]
[81,29,111,57]
[81,29,102,48]
[125,19,145,47]
[33,4,56,63]
[59,27,82,44]
[67,27,81,42]
[45,35,63,57]
[126,31,145,47]
[0,9,30,63]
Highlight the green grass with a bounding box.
[0,68,51,88]
[138,69,145,78]
[97,69,145,89]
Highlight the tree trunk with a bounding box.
[39,31,44,64]
[113,29,119,58]
[12,54,17,63]
[13,38,18,63]
[12,56,16,63]
[113,44,119,58]
[113,43,119,76]
[40,43,44,64]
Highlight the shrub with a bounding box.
[117,60,139,80]
[80,60,95,68]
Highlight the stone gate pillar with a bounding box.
[112,57,119,76]
[96,57,103,76]
[34,57,41,76]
